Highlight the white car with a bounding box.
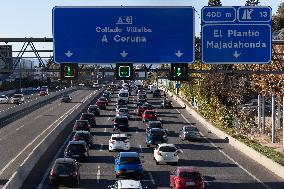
[11,94,25,104]
[0,95,9,103]
[116,104,127,112]
[109,133,130,151]
[154,143,181,165]
[113,179,143,189]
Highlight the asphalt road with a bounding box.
[0,89,62,113]
[0,88,97,188]
[22,88,284,189]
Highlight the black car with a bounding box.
[73,120,91,133]
[79,113,96,127]
[102,92,111,102]
[88,105,100,116]
[49,158,80,187]
[113,115,129,131]
[64,141,89,161]
[161,99,173,109]
[73,131,94,148]
[153,89,161,98]
[61,95,72,103]
[145,121,163,134]
[136,99,147,107]
[146,128,168,147]
[117,98,127,105]
[179,125,201,141]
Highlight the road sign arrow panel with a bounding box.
[120,50,128,58]
[175,50,184,58]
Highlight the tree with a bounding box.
[245,0,260,6]
[273,2,284,32]
[208,0,222,6]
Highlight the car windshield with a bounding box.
[112,137,128,141]
[115,118,128,124]
[89,107,98,111]
[119,93,128,97]
[0,95,6,98]
[67,144,86,153]
[179,171,202,179]
[54,163,74,173]
[99,97,107,101]
[81,114,92,119]
[120,157,141,164]
[159,146,176,152]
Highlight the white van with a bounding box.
[149,85,158,93]
[118,90,129,103]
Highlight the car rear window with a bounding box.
[179,171,202,179]
[119,109,128,113]
[67,144,86,153]
[150,130,165,136]
[81,114,93,119]
[145,111,155,115]
[75,132,89,138]
[119,93,128,97]
[149,122,162,128]
[75,121,88,127]
[13,94,22,98]
[120,157,141,164]
[112,137,128,141]
[184,127,198,132]
[115,118,128,125]
[159,146,176,152]
[54,163,74,173]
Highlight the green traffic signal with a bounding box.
[119,66,130,77]
[60,63,79,80]
[116,63,134,80]
[170,63,188,81]
[176,67,182,77]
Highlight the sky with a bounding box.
[0,0,282,60]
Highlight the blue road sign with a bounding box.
[53,7,195,64]
[176,82,181,89]
[202,6,271,64]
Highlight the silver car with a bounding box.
[179,125,201,141]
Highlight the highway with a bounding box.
[20,88,284,189]
[0,89,62,113]
[0,88,98,188]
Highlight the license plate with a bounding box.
[186,182,195,186]
[126,170,135,173]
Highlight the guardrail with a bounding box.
[0,87,76,128]
[2,87,104,189]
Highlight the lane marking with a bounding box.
[0,92,94,177]
[104,128,107,132]
[148,172,155,185]
[33,115,42,120]
[107,117,110,121]
[100,144,103,151]
[139,145,142,152]
[16,124,25,131]
[136,129,139,134]
[176,109,272,189]
[37,133,72,189]
[97,165,101,183]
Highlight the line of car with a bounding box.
[47,82,205,189]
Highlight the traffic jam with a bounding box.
[47,82,204,189]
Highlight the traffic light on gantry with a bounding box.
[115,63,134,80]
[60,63,79,80]
[170,63,188,81]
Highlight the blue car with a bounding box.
[146,128,168,147]
[114,152,144,179]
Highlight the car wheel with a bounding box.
[156,160,159,165]
[115,174,119,178]
[147,144,150,147]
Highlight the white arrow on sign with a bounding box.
[120,50,128,58]
[65,50,73,58]
[175,50,183,58]
[233,51,241,59]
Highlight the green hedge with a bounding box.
[180,82,284,166]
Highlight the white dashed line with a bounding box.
[97,165,101,183]
[148,172,156,185]
[100,144,103,151]
[136,129,139,134]
[139,145,142,152]
[176,109,272,189]
[16,124,25,131]
[104,128,107,132]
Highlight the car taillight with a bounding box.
[110,140,115,144]
[124,140,129,143]
[50,169,56,176]
[157,151,162,156]
[176,178,185,185]
[70,171,78,176]
[114,122,118,124]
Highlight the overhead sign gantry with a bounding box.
[201,6,272,64]
[52,6,195,64]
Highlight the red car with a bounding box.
[142,110,157,123]
[135,106,147,116]
[96,97,108,110]
[39,89,48,96]
[170,167,204,189]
